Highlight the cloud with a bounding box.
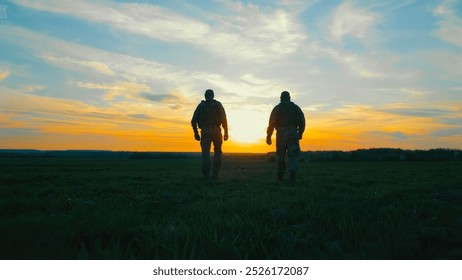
[380,102,462,119]
[140,93,170,102]
[0,70,9,81]
[24,85,46,93]
[426,51,462,80]
[0,26,214,100]
[40,55,115,76]
[39,54,116,77]
[311,44,386,78]
[382,107,453,118]
[400,88,429,99]
[430,127,462,138]
[82,61,115,76]
[217,1,307,58]
[389,0,417,11]
[433,0,462,48]
[277,0,320,13]
[304,102,462,150]
[77,81,151,101]
[14,0,306,62]
[366,130,409,141]
[0,85,186,141]
[240,73,269,86]
[302,104,329,112]
[140,91,186,109]
[329,0,379,42]
[11,0,209,51]
[128,114,151,120]
[2,24,297,128]
[0,4,7,19]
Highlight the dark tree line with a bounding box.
[300,148,461,162]
[1,148,461,161]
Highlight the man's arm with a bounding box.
[191,104,201,141]
[218,102,228,141]
[297,105,305,139]
[266,107,277,145]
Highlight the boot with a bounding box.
[289,172,296,186]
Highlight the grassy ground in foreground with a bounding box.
[0,156,461,259]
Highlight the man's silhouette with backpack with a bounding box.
[191,89,228,179]
[266,91,305,186]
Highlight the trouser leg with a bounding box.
[276,146,286,181]
[212,148,222,178]
[200,137,212,179]
[212,129,223,178]
[287,139,301,186]
[276,130,289,181]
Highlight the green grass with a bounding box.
[1,156,461,259]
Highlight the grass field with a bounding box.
[1,155,461,259]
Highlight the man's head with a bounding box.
[280,91,291,102]
[205,89,214,101]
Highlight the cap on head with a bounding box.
[280,91,291,102]
[205,89,214,100]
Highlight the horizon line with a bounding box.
[1,147,461,153]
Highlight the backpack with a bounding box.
[275,101,299,127]
[197,100,221,128]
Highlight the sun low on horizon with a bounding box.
[227,107,269,145]
[1,0,461,152]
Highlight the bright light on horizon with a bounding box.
[227,108,269,144]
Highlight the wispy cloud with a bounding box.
[217,1,307,58]
[14,0,306,62]
[1,25,224,101]
[365,130,409,141]
[426,50,462,80]
[23,85,46,93]
[0,70,9,81]
[434,0,462,48]
[304,102,462,150]
[311,44,390,78]
[388,0,417,11]
[400,88,429,99]
[0,23,295,145]
[0,84,190,149]
[76,81,150,101]
[329,0,379,42]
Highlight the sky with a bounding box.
[0,0,461,153]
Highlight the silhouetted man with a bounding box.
[191,89,228,179]
[266,91,305,186]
